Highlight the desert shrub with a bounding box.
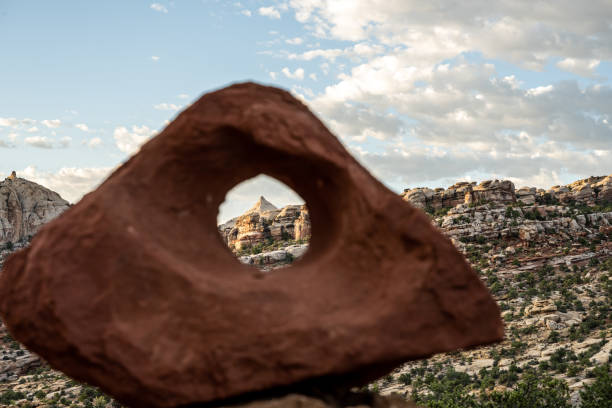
[0,390,26,404]
[579,364,612,408]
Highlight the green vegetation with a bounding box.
[0,389,26,405]
[580,364,612,408]
[424,206,453,217]
[236,237,307,256]
[412,370,572,408]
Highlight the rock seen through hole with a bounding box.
[217,175,311,271]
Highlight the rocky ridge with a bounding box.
[218,196,310,253]
[1,175,610,407]
[401,175,612,211]
[217,175,611,407]
[0,173,69,245]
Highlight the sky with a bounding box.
[1,1,611,223]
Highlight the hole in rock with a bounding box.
[217,175,311,271]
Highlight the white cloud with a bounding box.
[281,67,305,80]
[41,119,61,128]
[150,3,168,13]
[177,94,190,99]
[526,85,554,96]
[87,137,102,148]
[113,125,157,154]
[0,118,18,127]
[287,43,385,61]
[151,55,160,61]
[153,103,182,111]
[16,166,114,204]
[269,71,277,80]
[309,73,317,81]
[75,123,90,132]
[286,1,612,69]
[251,0,612,189]
[285,37,303,45]
[25,126,39,133]
[0,133,16,148]
[556,58,600,77]
[241,9,252,17]
[24,136,53,149]
[289,48,343,61]
[258,6,281,19]
[295,56,612,186]
[59,136,72,148]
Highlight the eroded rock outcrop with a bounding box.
[219,197,310,251]
[439,202,612,246]
[0,175,69,244]
[401,182,474,210]
[0,83,502,408]
[402,174,612,211]
[466,180,516,206]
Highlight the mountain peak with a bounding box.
[246,196,278,214]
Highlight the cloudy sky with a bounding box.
[1,1,611,222]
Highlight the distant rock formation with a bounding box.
[466,179,516,206]
[402,174,612,210]
[246,195,278,214]
[0,175,70,244]
[218,196,310,251]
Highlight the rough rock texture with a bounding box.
[238,244,309,270]
[516,187,537,205]
[294,205,311,241]
[440,204,612,243]
[401,179,516,210]
[219,196,310,251]
[595,175,612,203]
[400,182,474,210]
[465,180,516,206]
[0,176,69,244]
[0,320,42,383]
[0,83,503,408]
[403,174,612,211]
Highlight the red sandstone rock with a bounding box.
[0,83,503,408]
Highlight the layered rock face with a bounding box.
[401,176,612,249]
[0,175,70,244]
[401,179,516,210]
[549,175,612,205]
[466,179,516,206]
[402,175,612,211]
[219,196,311,251]
[400,181,475,210]
[440,203,612,247]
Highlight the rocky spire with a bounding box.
[246,195,278,214]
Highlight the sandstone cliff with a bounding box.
[218,196,310,252]
[0,175,70,245]
[401,174,612,211]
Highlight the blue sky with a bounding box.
[1,1,611,222]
